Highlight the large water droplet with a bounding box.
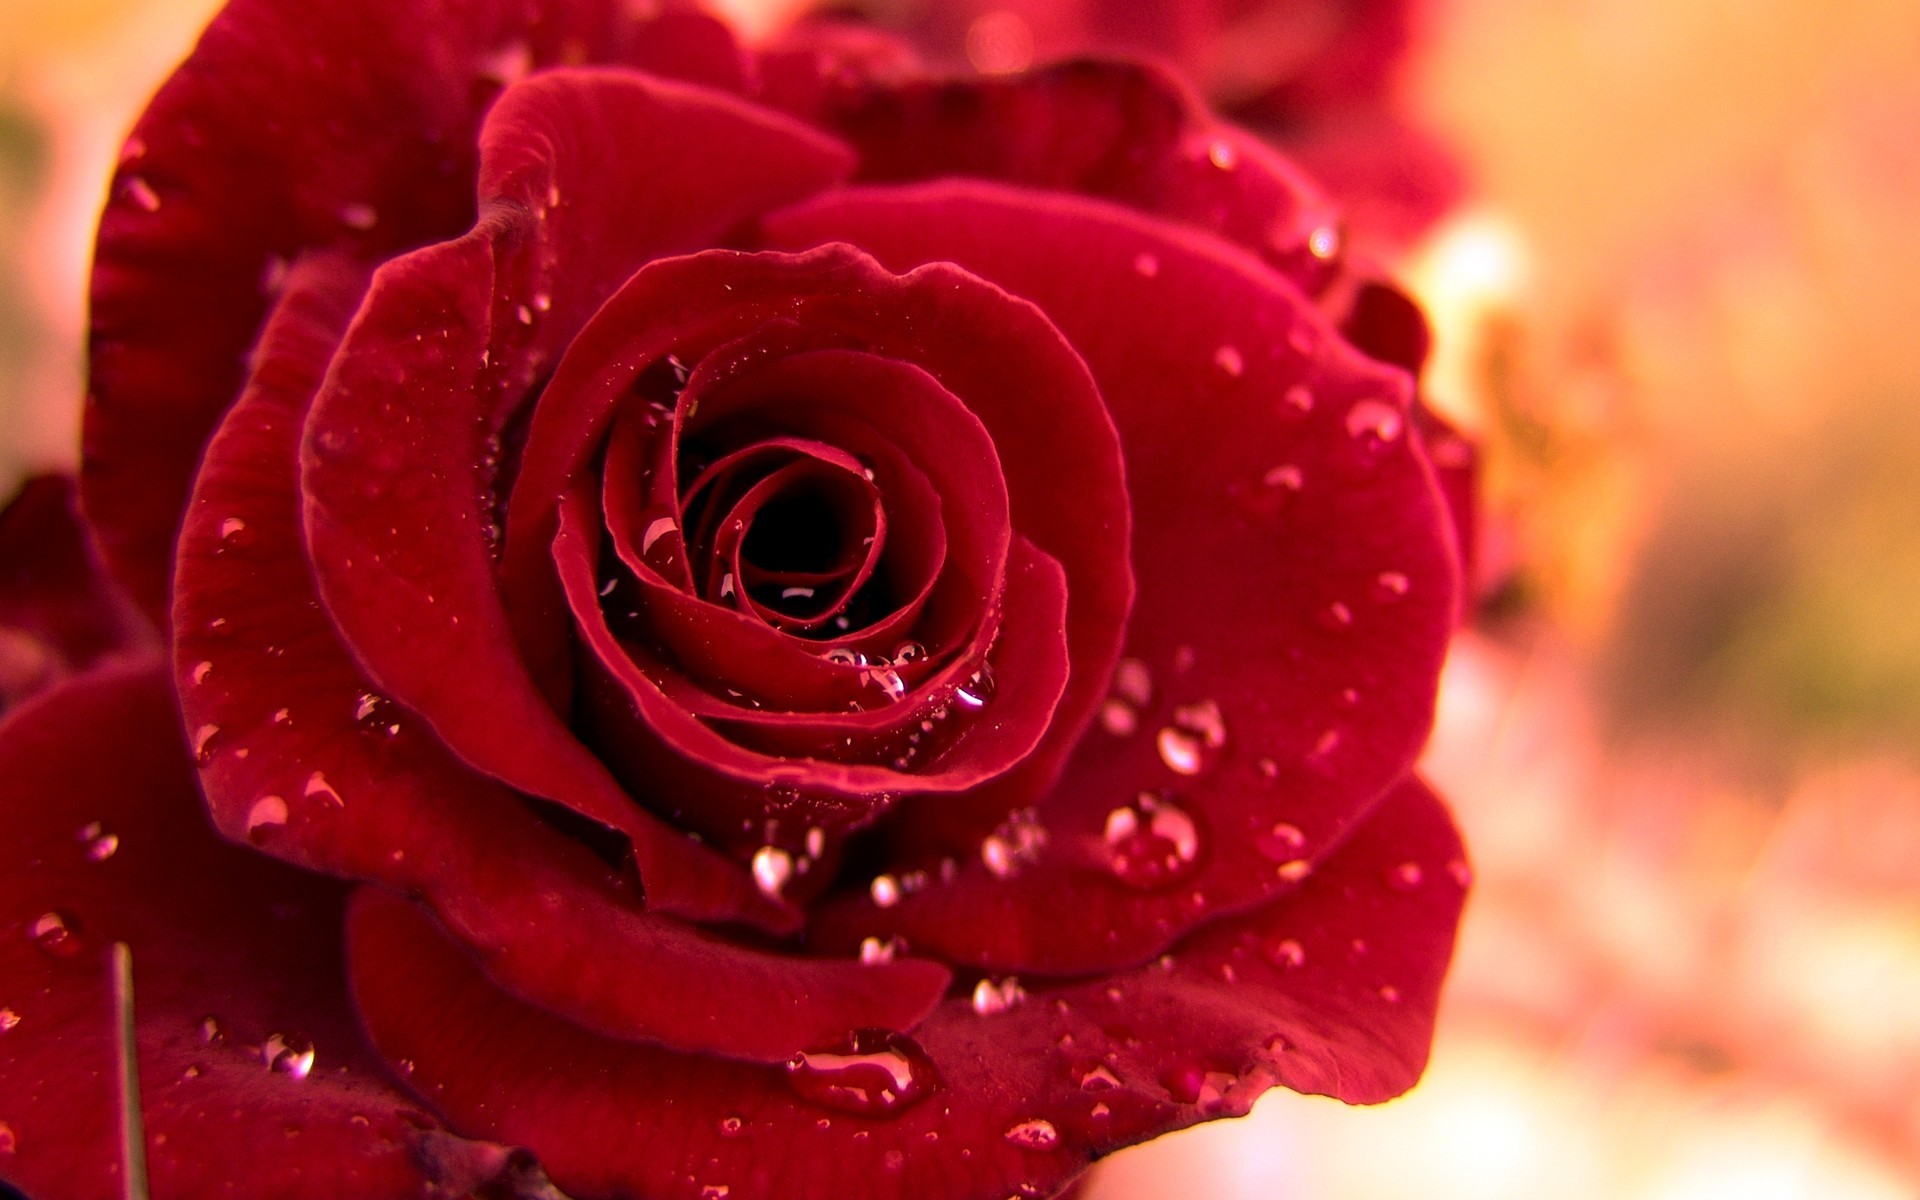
[971,976,1026,1016]
[954,662,997,710]
[641,516,678,557]
[246,795,289,841]
[29,912,82,958]
[751,846,793,898]
[866,666,906,702]
[981,808,1047,878]
[304,772,344,808]
[1307,225,1340,260]
[262,1031,314,1079]
[784,1029,938,1117]
[1003,1118,1060,1151]
[1104,793,1203,890]
[192,723,221,766]
[1206,139,1238,171]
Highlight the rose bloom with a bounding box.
[0,3,1471,1198]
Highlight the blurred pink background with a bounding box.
[5,1,1919,1196]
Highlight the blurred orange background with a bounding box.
[4,0,1919,1196]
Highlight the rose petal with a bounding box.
[769,181,1458,973]
[508,243,1130,830]
[301,70,853,926]
[171,258,949,1058]
[346,777,1465,1200]
[0,664,547,1199]
[79,0,647,618]
[0,475,154,710]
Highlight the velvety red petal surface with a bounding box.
[0,475,153,711]
[0,664,565,1200]
[349,778,1465,1200]
[299,69,851,927]
[79,0,667,620]
[174,255,944,1062]
[769,183,1458,973]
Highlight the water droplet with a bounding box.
[1266,937,1306,968]
[247,795,289,840]
[751,846,793,898]
[29,912,82,958]
[1275,859,1311,883]
[866,666,906,702]
[1255,821,1306,861]
[785,1029,937,1117]
[0,1120,14,1155]
[859,936,904,965]
[1098,698,1138,736]
[1447,858,1473,888]
[354,692,400,736]
[219,516,249,544]
[981,808,1047,878]
[892,641,926,666]
[125,176,161,212]
[262,1031,314,1078]
[1345,398,1405,445]
[1262,464,1304,491]
[1307,225,1340,260]
[191,660,213,686]
[192,723,221,765]
[339,202,378,231]
[1322,601,1354,630]
[1386,862,1424,891]
[1155,727,1203,775]
[701,1186,731,1200]
[1379,985,1402,1003]
[1004,1118,1060,1151]
[0,1008,20,1033]
[1214,345,1244,377]
[641,516,678,556]
[532,291,552,313]
[954,662,997,710]
[805,826,826,858]
[1104,793,1203,889]
[198,1015,225,1044]
[1112,659,1152,710]
[870,874,902,907]
[1075,1063,1121,1090]
[717,1115,746,1138]
[1133,252,1160,278]
[1374,571,1410,601]
[303,772,344,808]
[1280,385,1315,417]
[84,829,120,862]
[1171,699,1226,748]
[271,707,293,727]
[1206,139,1238,171]
[971,976,1025,1016]
[1287,324,1318,356]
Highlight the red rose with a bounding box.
[2,4,1468,1198]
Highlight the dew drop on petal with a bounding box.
[971,976,1026,1016]
[191,723,221,765]
[29,912,82,958]
[1214,345,1244,377]
[1075,1064,1121,1090]
[191,660,213,686]
[1379,985,1402,1003]
[981,808,1047,878]
[1133,252,1160,278]
[1003,1119,1060,1151]
[1156,726,1203,775]
[339,202,377,231]
[1255,821,1306,861]
[1112,657,1153,707]
[1206,138,1238,170]
[870,874,902,907]
[304,772,344,808]
[1281,385,1314,417]
[1275,859,1311,883]
[641,516,678,556]
[1345,398,1405,445]
[1266,937,1306,968]
[262,1031,315,1078]
[246,795,289,841]
[1098,698,1138,736]
[785,1029,937,1117]
[0,1121,14,1155]
[1104,793,1203,890]
[717,1115,746,1138]
[1263,464,1304,491]
[859,936,902,965]
[1374,571,1410,601]
[891,641,926,666]
[954,662,997,710]
[1307,225,1340,260]
[1386,862,1424,890]
[85,831,120,862]
[1448,858,1474,888]
[751,846,793,898]
[124,176,161,212]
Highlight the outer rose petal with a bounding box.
[769,183,1458,972]
[176,257,947,1062]
[347,778,1466,1200]
[80,0,659,620]
[0,475,154,711]
[0,664,558,1200]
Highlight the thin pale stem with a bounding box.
[111,942,150,1200]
